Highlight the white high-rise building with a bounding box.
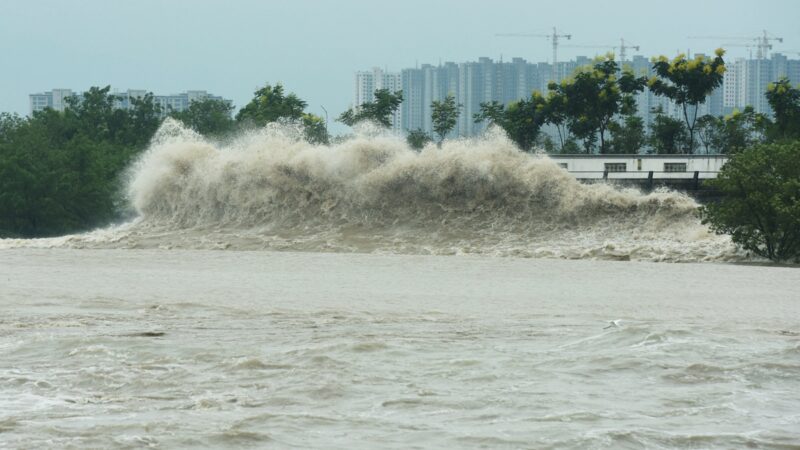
[354,68,402,131]
[29,88,231,117]
[29,89,74,113]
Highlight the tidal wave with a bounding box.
[0,120,741,261]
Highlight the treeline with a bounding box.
[0,84,328,238]
[341,52,800,156]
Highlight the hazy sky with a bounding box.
[2,0,799,133]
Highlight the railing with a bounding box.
[566,170,721,190]
[568,170,720,179]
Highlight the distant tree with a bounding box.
[608,115,646,154]
[170,98,235,137]
[713,107,767,154]
[406,129,432,150]
[337,89,403,128]
[235,83,306,126]
[701,141,800,262]
[236,83,328,144]
[430,94,460,145]
[301,113,329,145]
[648,108,689,154]
[648,49,726,153]
[547,55,646,154]
[696,114,721,154]
[473,100,505,127]
[0,86,156,237]
[541,91,571,150]
[474,93,548,152]
[765,77,800,141]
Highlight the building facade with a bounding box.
[29,89,74,113]
[30,89,231,117]
[353,68,402,131]
[356,52,800,141]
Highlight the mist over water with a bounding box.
[2,120,741,261]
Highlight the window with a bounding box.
[604,163,626,173]
[558,163,568,170]
[664,163,687,172]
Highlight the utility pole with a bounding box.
[320,105,328,136]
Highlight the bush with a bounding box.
[701,141,800,262]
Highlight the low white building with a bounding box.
[548,154,729,180]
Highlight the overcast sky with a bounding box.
[2,0,798,133]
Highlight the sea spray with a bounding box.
[0,120,741,261]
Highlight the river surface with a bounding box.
[1,248,799,449]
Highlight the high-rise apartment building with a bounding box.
[29,89,231,117]
[29,89,74,113]
[358,52,800,141]
[354,68,402,131]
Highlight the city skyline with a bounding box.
[2,0,800,134]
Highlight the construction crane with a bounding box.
[688,30,784,59]
[496,27,572,80]
[618,38,640,63]
[561,38,640,62]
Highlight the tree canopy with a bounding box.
[430,94,460,145]
[701,141,800,262]
[648,49,726,153]
[337,89,403,128]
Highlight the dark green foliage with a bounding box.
[236,84,306,125]
[302,113,329,145]
[337,89,403,128]
[648,50,726,153]
[609,115,646,154]
[701,142,800,262]
[648,109,689,154]
[235,83,328,143]
[474,93,548,152]
[430,94,460,145]
[547,56,646,154]
[765,78,800,141]
[406,129,432,150]
[0,87,159,237]
[170,98,235,137]
[715,107,767,154]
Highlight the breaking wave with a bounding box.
[0,120,742,261]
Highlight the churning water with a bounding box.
[2,122,797,449]
[1,250,799,449]
[1,120,740,261]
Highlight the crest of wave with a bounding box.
[128,120,699,233]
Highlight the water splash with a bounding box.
[1,120,741,261]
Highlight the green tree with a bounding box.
[714,107,767,154]
[541,91,571,150]
[548,55,646,154]
[696,114,721,154]
[301,113,329,145]
[430,94,460,145]
[337,89,403,128]
[0,86,161,237]
[765,78,800,141]
[648,108,689,154]
[171,98,235,137]
[701,141,800,262]
[406,129,432,150]
[236,83,306,125]
[608,115,646,154]
[648,49,726,153]
[474,93,548,152]
[236,83,328,144]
